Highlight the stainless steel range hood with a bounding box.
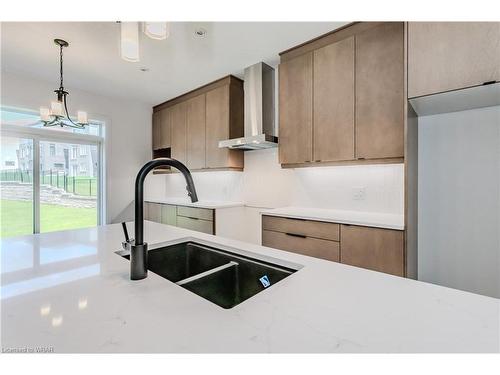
[219,62,277,150]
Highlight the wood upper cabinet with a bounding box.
[355,22,404,160]
[170,102,187,165]
[152,75,244,171]
[340,225,405,277]
[278,22,405,167]
[279,52,313,164]
[152,111,161,150]
[159,107,171,149]
[408,22,500,98]
[186,94,206,170]
[313,36,355,162]
[206,84,244,169]
[152,108,171,150]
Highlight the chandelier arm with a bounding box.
[62,94,84,128]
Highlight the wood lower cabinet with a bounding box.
[170,102,187,165]
[340,224,404,276]
[355,22,404,160]
[161,204,177,226]
[145,202,215,235]
[313,36,355,162]
[262,214,405,277]
[152,75,244,172]
[146,202,162,222]
[186,94,206,170]
[408,22,500,98]
[279,52,313,164]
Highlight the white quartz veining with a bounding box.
[261,206,405,230]
[145,197,244,209]
[1,222,498,353]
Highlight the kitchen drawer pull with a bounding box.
[184,216,199,221]
[285,232,307,239]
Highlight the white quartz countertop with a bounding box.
[260,206,405,230]
[145,197,244,209]
[1,222,498,353]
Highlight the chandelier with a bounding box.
[39,39,88,129]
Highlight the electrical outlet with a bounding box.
[352,187,366,201]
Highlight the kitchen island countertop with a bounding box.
[1,222,498,353]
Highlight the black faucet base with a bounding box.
[130,242,148,280]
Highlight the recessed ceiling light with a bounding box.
[139,67,150,72]
[194,28,207,38]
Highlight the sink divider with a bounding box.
[176,261,239,286]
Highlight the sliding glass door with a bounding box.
[39,141,99,233]
[0,136,34,237]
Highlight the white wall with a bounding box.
[1,71,152,223]
[418,106,500,298]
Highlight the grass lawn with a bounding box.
[0,199,97,238]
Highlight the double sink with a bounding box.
[117,240,298,309]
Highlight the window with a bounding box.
[53,163,64,169]
[79,146,87,156]
[4,161,15,167]
[50,143,56,156]
[71,146,78,159]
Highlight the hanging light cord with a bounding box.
[59,43,64,90]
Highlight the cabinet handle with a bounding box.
[285,232,307,239]
[483,80,497,86]
[182,216,199,221]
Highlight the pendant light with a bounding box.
[39,39,88,129]
[120,22,140,62]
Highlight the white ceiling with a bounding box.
[1,22,348,105]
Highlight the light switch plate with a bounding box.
[352,187,366,201]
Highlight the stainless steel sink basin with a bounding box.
[117,241,298,308]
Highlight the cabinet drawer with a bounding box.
[262,230,340,262]
[177,206,214,221]
[176,216,214,235]
[262,215,339,241]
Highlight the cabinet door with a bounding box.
[186,94,206,170]
[279,52,313,164]
[161,204,177,226]
[408,22,500,98]
[170,102,187,165]
[205,85,244,169]
[159,107,171,149]
[355,22,404,159]
[313,36,355,162]
[146,202,162,223]
[152,111,161,150]
[340,225,404,276]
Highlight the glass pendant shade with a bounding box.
[121,22,140,62]
[143,22,169,40]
